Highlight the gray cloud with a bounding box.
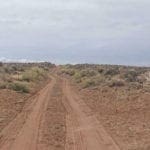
[0,0,150,65]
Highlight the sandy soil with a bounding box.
[0,74,122,150]
[37,78,66,150]
[0,89,28,132]
[0,79,50,133]
[1,68,149,150]
[0,76,66,150]
[79,86,150,150]
[62,79,120,150]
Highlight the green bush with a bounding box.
[123,70,138,82]
[0,82,7,89]
[61,69,75,76]
[104,68,119,76]
[60,64,150,89]
[9,82,29,93]
[82,78,96,88]
[73,72,82,83]
[97,68,104,73]
[22,67,46,82]
[94,75,106,84]
[80,69,97,77]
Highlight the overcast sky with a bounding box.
[0,0,150,65]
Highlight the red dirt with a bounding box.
[79,86,150,150]
[63,79,120,150]
[0,89,28,132]
[0,76,66,150]
[0,75,122,150]
[0,78,56,150]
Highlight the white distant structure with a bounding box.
[0,57,43,63]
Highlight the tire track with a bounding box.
[0,77,56,150]
[62,79,120,150]
[37,78,66,150]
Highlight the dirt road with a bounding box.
[0,77,56,150]
[0,75,120,150]
[63,79,120,150]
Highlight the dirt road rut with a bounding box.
[0,76,120,150]
[0,78,56,150]
[63,79,120,150]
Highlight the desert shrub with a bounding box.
[68,70,76,76]
[123,70,138,82]
[129,82,143,89]
[21,72,31,82]
[80,69,97,77]
[80,75,105,88]
[60,69,66,74]
[97,68,104,73]
[73,72,82,83]
[11,65,20,72]
[1,74,12,82]
[61,64,150,89]
[94,75,106,84]
[82,78,96,88]
[22,67,47,82]
[61,69,75,76]
[136,76,146,84]
[2,66,19,74]
[9,82,29,93]
[108,80,125,87]
[3,67,10,73]
[38,62,55,69]
[104,68,119,76]
[0,82,7,89]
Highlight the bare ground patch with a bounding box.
[38,78,66,150]
[79,86,150,150]
[0,78,50,133]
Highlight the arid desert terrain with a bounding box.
[0,63,150,150]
